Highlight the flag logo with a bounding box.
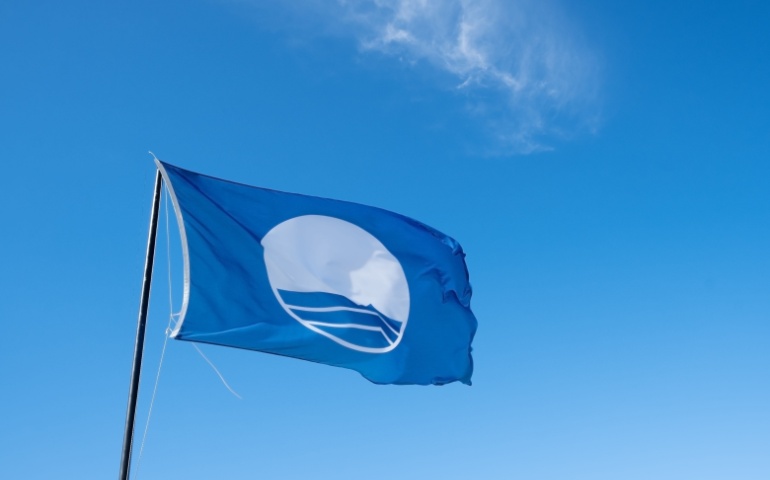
[261,215,410,353]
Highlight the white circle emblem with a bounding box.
[261,215,410,353]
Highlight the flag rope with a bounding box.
[190,343,243,400]
[133,185,176,478]
[134,182,241,478]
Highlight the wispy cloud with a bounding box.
[239,0,602,154]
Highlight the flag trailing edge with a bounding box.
[157,160,477,385]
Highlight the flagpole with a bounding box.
[119,169,162,480]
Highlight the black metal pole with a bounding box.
[119,169,162,480]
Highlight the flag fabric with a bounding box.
[157,160,477,385]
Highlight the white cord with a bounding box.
[191,343,243,400]
[134,180,241,477]
[133,184,175,478]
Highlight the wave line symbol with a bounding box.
[284,304,402,339]
[277,290,404,352]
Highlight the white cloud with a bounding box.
[236,0,602,154]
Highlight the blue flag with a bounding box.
[158,161,477,385]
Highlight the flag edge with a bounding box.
[155,159,191,338]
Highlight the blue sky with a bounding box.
[1,1,768,479]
